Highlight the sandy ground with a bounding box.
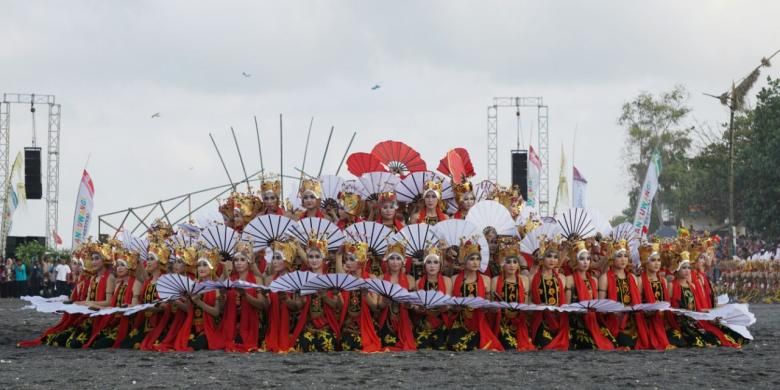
[0,299,778,389]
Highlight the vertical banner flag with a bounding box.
[527,146,542,208]
[3,151,25,232]
[632,151,662,238]
[572,166,587,209]
[72,170,95,248]
[553,144,569,216]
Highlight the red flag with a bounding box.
[53,230,63,246]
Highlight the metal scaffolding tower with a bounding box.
[0,93,61,254]
[486,97,550,216]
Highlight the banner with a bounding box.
[3,151,25,233]
[572,166,587,209]
[632,151,662,238]
[72,170,95,248]
[526,146,542,208]
[553,144,569,216]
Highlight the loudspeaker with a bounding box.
[511,150,529,201]
[24,147,42,199]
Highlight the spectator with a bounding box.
[0,263,7,298]
[14,258,27,297]
[54,258,71,297]
[29,259,43,297]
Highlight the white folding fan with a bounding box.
[587,209,613,237]
[269,270,316,293]
[557,208,596,240]
[242,214,296,252]
[199,224,240,258]
[562,299,631,313]
[126,236,150,262]
[473,180,497,202]
[319,175,345,207]
[344,221,393,256]
[287,217,345,252]
[394,171,454,203]
[632,302,671,312]
[156,274,207,300]
[363,279,411,302]
[194,206,226,229]
[406,290,452,309]
[432,219,480,247]
[300,273,366,295]
[395,224,440,259]
[359,172,400,201]
[449,296,499,310]
[520,221,562,255]
[466,200,517,236]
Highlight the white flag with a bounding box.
[632,152,661,238]
[72,170,95,248]
[527,146,542,208]
[572,166,587,209]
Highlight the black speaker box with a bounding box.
[24,147,42,199]
[511,150,529,201]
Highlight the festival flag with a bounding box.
[53,230,63,246]
[632,151,662,238]
[3,151,25,233]
[553,144,569,216]
[71,170,95,248]
[526,146,542,208]
[572,166,587,209]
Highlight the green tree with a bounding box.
[618,86,693,231]
[738,76,780,240]
[15,240,47,266]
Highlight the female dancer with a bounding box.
[335,242,381,352]
[289,238,343,352]
[265,241,300,353]
[221,241,267,352]
[638,243,673,350]
[413,246,452,350]
[84,250,142,349]
[295,179,327,220]
[598,240,650,350]
[64,245,116,348]
[565,241,615,350]
[491,244,534,351]
[409,180,448,225]
[529,243,569,350]
[173,250,224,351]
[153,247,197,351]
[447,239,503,351]
[373,242,416,351]
[452,183,476,220]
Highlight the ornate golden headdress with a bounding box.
[148,242,171,266]
[385,240,406,258]
[639,242,661,265]
[378,190,397,204]
[114,249,138,271]
[306,235,329,254]
[422,179,443,199]
[175,246,199,270]
[453,180,474,204]
[458,237,482,262]
[299,179,323,199]
[424,245,442,260]
[260,178,282,197]
[147,219,174,243]
[344,241,369,264]
[234,240,254,260]
[271,241,299,267]
[196,248,220,270]
[495,185,524,218]
[339,188,363,216]
[219,192,264,229]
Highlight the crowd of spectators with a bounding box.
[0,256,73,298]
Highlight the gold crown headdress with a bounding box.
[306,234,329,254]
[114,249,138,271]
[422,179,443,199]
[385,240,406,259]
[147,219,175,243]
[234,240,254,260]
[495,185,524,217]
[174,245,199,269]
[260,177,282,197]
[147,242,171,266]
[299,179,323,199]
[344,241,370,264]
[271,241,299,267]
[424,245,442,260]
[196,248,220,270]
[639,242,661,265]
[458,237,482,262]
[339,187,363,216]
[453,180,474,204]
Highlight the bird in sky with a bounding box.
[151,112,161,118]
[242,72,252,78]
[371,84,381,90]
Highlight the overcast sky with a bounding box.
[2,0,778,246]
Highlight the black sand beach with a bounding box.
[0,299,777,389]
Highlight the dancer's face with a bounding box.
[302,192,319,210]
[460,193,476,211]
[423,192,438,209]
[466,254,481,272]
[576,252,591,272]
[380,202,396,220]
[307,249,324,271]
[423,255,440,275]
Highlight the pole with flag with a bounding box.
[527,146,542,208]
[632,151,662,238]
[572,166,587,209]
[553,143,569,216]
[71,170,95,248]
